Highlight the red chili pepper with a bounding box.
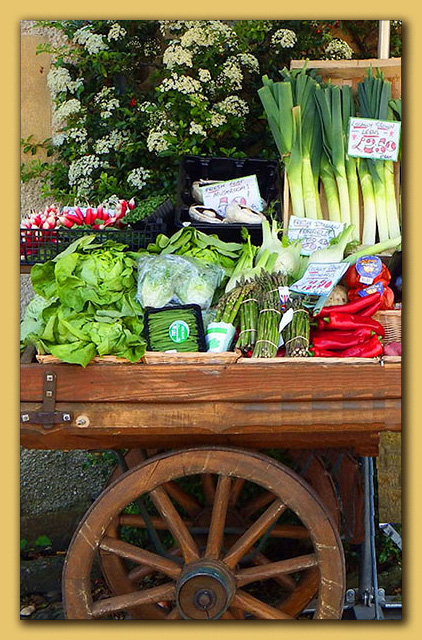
[311,327,375,350]
[310,335,383,358]
[359,298,383,317]
[321,311,385,337]
[332,334,384,358]
[314,291,382,318]
[309,346,337,357]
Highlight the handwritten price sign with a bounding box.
[290,262,349,297]
[348,117,401,162]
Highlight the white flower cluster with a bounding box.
[271,28,297,50]
[179,21,237,53]
[126,167,152,190]
[146,129,174,154]
[324,38,353,60]
[95,130,128,154]
[189,122,207,137]
[214,95,249,117]
[236,53,260,74]
[68,154,102,187]
[53,98,82,126]
[107,22,127,41]
[47,68,83,96]
[217,57,243,91]
[163,43,193,69]
[52,133,66,147]
[159,20,198,36]
[198,68,212,83]
[74,26,108,55]
[210,113,227,128]
[67,127,88,144]
[158,73,203,95]
[391,20,402,28]
[94,87,120,119]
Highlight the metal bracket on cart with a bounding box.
[20,370,73,430]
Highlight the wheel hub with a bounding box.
[176,559,236,620]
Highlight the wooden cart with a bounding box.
[20,349,401,620]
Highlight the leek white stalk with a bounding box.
[357,158,377,246]
[315,84,351,226]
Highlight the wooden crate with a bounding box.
[290,58,401,99]
[283,58,402,235]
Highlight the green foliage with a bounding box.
[22,20,401,206]
[20,535,52,551]
[124,194,171,225]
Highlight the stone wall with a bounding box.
[20,22,111,546]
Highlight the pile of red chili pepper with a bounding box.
[309,291,385,358]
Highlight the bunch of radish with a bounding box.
[20,198,136,231]
[20,205,61,230]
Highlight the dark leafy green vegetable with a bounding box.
[20,236,146,366]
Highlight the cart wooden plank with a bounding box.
[20,359,401,403]
[20,359,401,456]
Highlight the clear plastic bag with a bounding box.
[136,254,224,311]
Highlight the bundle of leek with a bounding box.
[258,66,322,220]
[356,68,401,244]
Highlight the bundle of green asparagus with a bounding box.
[282,297,311,357]
[252,272,287,358]
[235,280,259,353]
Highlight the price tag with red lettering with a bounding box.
[290,262,349,297]
[348,117,401,162]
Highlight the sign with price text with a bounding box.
[348,117,401,162]
[290,262,349,297]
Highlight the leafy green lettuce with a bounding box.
[21,236,146,366]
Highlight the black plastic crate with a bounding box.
[175,155,283,244]
[20,201,174,265]
[127,197,175,231]
[144,304,207,352]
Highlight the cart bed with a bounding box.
[20,357,401,456]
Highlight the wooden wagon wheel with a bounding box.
[63,447,345,620]
[101,447,342,618]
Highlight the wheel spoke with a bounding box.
[164,481,202,518]
[229,477,245,507]
[128,547,182,583]
[119,513,194,530]
[232,589,294,620]
[100,536,181,579]
[252,552,297,591]
[165,606,181,620]
[239,490,275,519]
[223,499,286,569]
[150,485,200,563]
[279,566,321,618]
[235,553,318,587]
[205,475,232,559]
[91,582,176,618]
[202,473,216,504]
[270,523,311,540]
[221,610,236,619]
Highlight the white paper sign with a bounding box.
[287,216,345,256]
[290,262,349,297]
[201,175,262,217]
[348,117,401,161]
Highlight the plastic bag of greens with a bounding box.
[136,254,224,311]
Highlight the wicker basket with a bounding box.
[373,310,401,344]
